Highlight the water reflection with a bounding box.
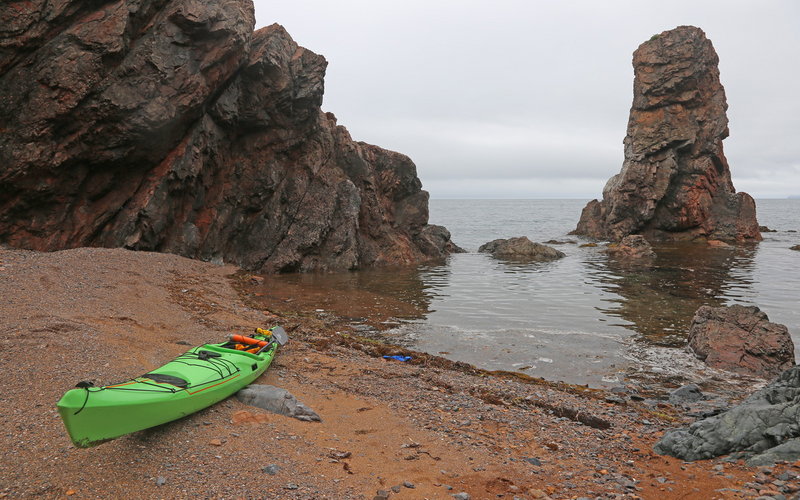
[594,243,758,346]
[258,263,449,324]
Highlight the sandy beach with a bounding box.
[0,247,796,499]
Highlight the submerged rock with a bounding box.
[655,366,800,464]
[0,1,458,273]
[478,237,565,261]
[606,235,655,259]
[688,305,794,379]
[237,385,321,422]
[573,26,760,243]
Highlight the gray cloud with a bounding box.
[254,0,800,198]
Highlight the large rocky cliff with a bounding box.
[0,0,458,272]
[573,26,760,243]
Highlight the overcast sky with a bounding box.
[253,1,800,199]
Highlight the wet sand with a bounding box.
[0,247,796,499]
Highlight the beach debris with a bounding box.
[688,305,794,378]
[655,366,800,465]
[237,385,321,422]
[383,355,412,362]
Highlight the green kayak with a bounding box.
[57,326,287,448]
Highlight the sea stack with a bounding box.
[573,26,760,242]
[0,0,457,272]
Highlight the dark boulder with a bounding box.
[669,384,705,406]
[688,305,794,379]
[478,237,565,261]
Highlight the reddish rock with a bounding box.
[0,1,457,272]
[688,305,794,379]
[573,26,761,243]
[606,235,655,259]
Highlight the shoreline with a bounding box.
[0,247,795,499]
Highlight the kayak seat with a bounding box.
[143,373,189,388]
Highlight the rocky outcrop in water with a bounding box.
[655,366,800,465]
[478,237,565,261]
[573,26,760,243]
[688,305,794,379]
[606,235,655,260]
[0,0,457,272]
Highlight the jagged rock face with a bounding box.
[573,26,760,243]
[0,0,456,272]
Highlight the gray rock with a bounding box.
[669,384,705,406]
[155,476,166,487]
[284,483,299,490]
[655,366,800,463]
[452,493,471,500]
[478,237,565,261]
[262,464,281,475]
[403,481,415,489]
[374,490,390,500]
[237,385,321,422]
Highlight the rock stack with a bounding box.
[573,26,760,243]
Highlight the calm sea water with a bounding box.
[267,199,800,388]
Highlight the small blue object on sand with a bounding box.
[383,355,412,362]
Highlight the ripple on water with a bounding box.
[257,199,800,390]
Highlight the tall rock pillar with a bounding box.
[573,26,760,242]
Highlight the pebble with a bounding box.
[524,457,542,466]
[208,439,222,446]
[155,477,166,487]
[452,493,470,500]
[284,483,299,490]
[403,481,415,489]
[374,490,390,500]
[390,485,401,493]
[262,464,280,475]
